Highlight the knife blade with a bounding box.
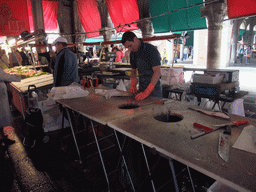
[218,125,231,162]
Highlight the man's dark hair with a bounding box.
[58,42,67,47]
[121,31,136,45]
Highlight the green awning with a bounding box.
[185,31,194,46]
[148,0,207,33]
[238,30,256,42]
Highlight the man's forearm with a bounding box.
[150,66,161,86]
[130,68,137,79]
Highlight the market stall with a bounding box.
[7,70,53,118]
[52,85,256,192]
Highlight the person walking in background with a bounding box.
[9,48,22,67]
[38,48,50,65]
[161,48,168,64]
[173,49,179,63]
[19,48,30,66]
[49,51,56,74]
[245,45,252,64]
[238,46,245,64]
[119,46,124,62]
[113,47,122,62]
[123,49,130,63]
[183,46,189,60]
[52,37,78,87]
[38,48,52,73]
[0,49,10,69]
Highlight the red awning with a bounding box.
[0,0,30,37]
[227,0,256,19]
[105,0,139,32]
[77,0,101,38]
[28,0,59,32]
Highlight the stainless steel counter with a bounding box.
[56,87,256,192]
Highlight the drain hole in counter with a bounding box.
[118,103,140,109]
[154,113,183,123]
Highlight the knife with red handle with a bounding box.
[191,123,219,139]
[191,120,249,139]
[213,120,249,127]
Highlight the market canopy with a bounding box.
[147,0,207,33]
[77,0,139,38]
[28,0,59,32]
[0,0,30,37]
[227,0,256,19]
[4,0,256,39]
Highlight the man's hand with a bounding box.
[128,78,137,94]
[135,83,154,101]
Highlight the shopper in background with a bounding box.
[119,46,124,62]
[9,48,22,67]
[52,37,78,87]
[38,48,52,73]
[0,49,10,69]
[238,46,245,64]
[123,48,130,63]
[113,46,122,62]
[161,48,168,64]
[173,49,179,63]
[38,48,50,65]
[183,46,189,60]
[121,31,162,100]
[19,48,30,66]
[245,45,252,64]
[49,51,56,74]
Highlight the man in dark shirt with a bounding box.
[121,31,162,100]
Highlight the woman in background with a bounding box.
[0,50,10,69]
[113,47,122,62]
[9,48,22,67]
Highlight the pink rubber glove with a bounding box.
[135,83,155,101]
[128,78,137,94]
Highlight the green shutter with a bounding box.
[148,0,207,33]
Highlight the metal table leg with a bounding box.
[169,157,179,192]
[90,119,110,192]
[113,130,135,192]
[65,107,83,164]
[141,144,156,192]
[186,165,196,192]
